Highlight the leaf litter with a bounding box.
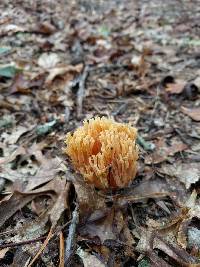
[0,0,200,266]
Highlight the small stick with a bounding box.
[59,232,65,267]
[64,205,79,266]
[28,227,53,266]
[0,236,46,249]
[76,65,89,118]
[0,221,71,249]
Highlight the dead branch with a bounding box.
[76,65,89,119]
[64,205,79,267]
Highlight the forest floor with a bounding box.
[0,0,200,266]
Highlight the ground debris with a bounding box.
[0,0,200,266]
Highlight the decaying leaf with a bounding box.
[0,115,14,129]
[181,106,200,122]
[0,177,69,229]
[115,178,172,206]
[145,140,187,164]
[73,180,107,219]
[137,229,200,266]
[0,192,36,228]
[0,248,9,259]
[45,64,83,84]
[35,21,56,35]
[188,228,200,249]
[9,73,44,94]
[11,248,31,267]
[10,215,49,244]
[38,53,60,69]
[165,81,186,94]
[79,208,116,243]
[160,162,200,189]
[1,1,200,266]
[0,47,11,55]
[49,181,70,227]
[77,248,106,267]
[153,236,198,265]
[9,74,31,94]
[36,120,57,136]
[0,24,25,35]
[0,64,20,78]
[145,142,188,164]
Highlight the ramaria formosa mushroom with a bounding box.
[65,117,138,190]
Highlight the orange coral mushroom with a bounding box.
[65,117,138,190]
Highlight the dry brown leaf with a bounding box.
[153,236,198,266]
[147,251,172,267]
[45,64,83,84]
[9,73,45,94]
[0,248,9,259]
[73,180,107,219]
[30,178,70,227]
[160,162,200,189]
[10,215,49,244]
[25,157,64,191]
[0,145,26,165]
[79,208,135,247]
[0,156,64,191]
[0,192,36,228]
[115,178,171,206]
[166,81,186,94]
[35,21,56,35]
[49,181,70,227]
[137,230,199,266]
[1,126,29,145]
[77,248,105,267]
[181,106,200,121]
[0,176,69,229]
[145,140,188,164]
[79,208,117,243]
[10,74,31,94]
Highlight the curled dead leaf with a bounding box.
[45,64,83,85]
[166,81,186,94]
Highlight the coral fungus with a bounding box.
[65,117,138,190]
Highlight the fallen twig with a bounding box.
[28,227,53,267]
[76,65,89,118]
[59,232,65,267]
[0,220,71,249]
[0,236,46,249]
[64,205,79,267]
